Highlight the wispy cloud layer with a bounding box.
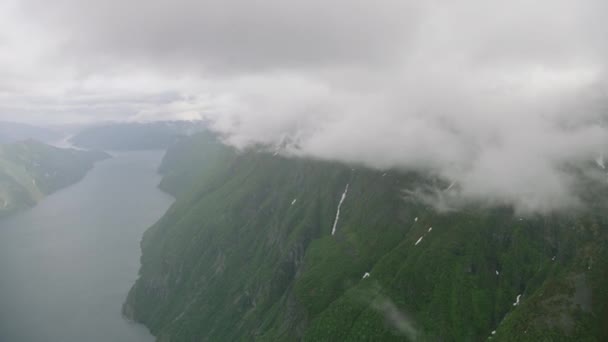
[2,0,608,212]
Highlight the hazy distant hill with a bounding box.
[70,121,206,151]
[0,140,109,218]
[124,132,608,341]
[0,122,61,144]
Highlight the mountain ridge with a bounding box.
[125,132,608,341]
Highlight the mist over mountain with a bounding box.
[123,132,608,341]
[70,121,206,151]
[1,1,608,341]
[2,0,607,213]
[0,121,61,144]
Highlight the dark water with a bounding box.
[0,151,174,342]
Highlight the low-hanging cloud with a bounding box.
[6,0,608,213]
[206,69,607,213]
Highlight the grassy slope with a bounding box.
[0,140,109,217]
[125,133,608,341]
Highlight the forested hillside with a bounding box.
[125,132,608,341]
[0,140,108,218]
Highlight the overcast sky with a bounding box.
[1,0,608,212]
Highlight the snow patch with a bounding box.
[362,272,371,279]
[445,181,456,191]
[552,256,556,261]
[428,227,433,232]
[513,294,521,306]
[414,217,418,222]
[291,199,297,205]
[331,184,349,236]
[496,270,499,276]
[596,154,605,169]
[491,330,496,335]
[415,236,424,246]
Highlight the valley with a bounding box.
[0,150,173,342]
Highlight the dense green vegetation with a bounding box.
[0,140,108,218]
[71,121,205,151]
[125,132,608,341]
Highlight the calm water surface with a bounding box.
[0,151,174,342]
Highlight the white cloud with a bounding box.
[1,0,608,212]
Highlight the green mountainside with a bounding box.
[0,140,108,218]
[125,132,608,341]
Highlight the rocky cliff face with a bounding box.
[125,132,608,341]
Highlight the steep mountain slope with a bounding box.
[125,133,608,341]
[0,140,108,218]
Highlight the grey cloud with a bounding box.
[21,0,419,73]
[4,0,608,212]
[206,70,608,213]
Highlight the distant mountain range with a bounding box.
[0,120,207,151]
[0,121,61,144]
[69,121,207,151]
